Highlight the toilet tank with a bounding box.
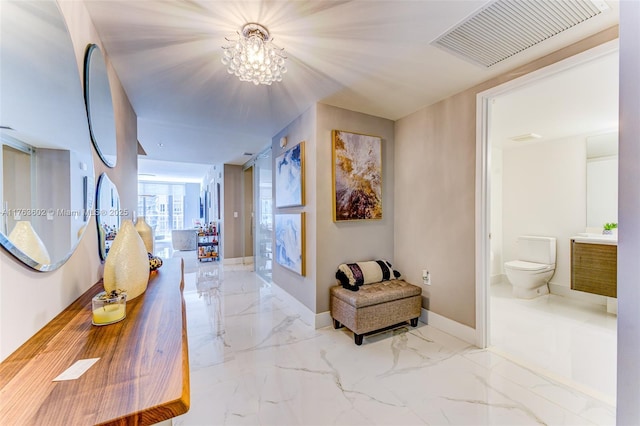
[517,236,556,265]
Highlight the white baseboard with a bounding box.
[548,283,607,306]
[317,309,477,340]
[315,311,332,329]
[223,256,254,265]
[269,280,479,337]
[420,308,477,345]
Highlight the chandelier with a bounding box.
[221,23,287,86]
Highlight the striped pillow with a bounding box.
[336,260,402,291]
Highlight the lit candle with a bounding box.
[91,291,126,326]
[92,304,126,325]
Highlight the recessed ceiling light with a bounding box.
[157,143,165,148]
[510,133,542,142]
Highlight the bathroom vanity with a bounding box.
[571,235,617,297]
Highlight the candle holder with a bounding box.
[92,290,126,326]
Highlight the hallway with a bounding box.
[172,252,615,425]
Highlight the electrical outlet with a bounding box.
[422,269,431,286]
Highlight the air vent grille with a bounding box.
[433,0,609,68]
[510,133,542,142]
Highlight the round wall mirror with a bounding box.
[84,44,118,168]
[96,173,122,261]
[0,0,95,271]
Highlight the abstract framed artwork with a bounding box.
[275,212,305,276]
[332,130,382,221]
[275,141,305,207]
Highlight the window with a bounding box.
[138,182,186,240]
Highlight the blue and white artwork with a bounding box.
[275,213,305,276]
[275,142,304,207]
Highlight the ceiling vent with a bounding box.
[433,0,610,68]
[510,133,542,142]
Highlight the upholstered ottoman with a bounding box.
[330,279,422,345]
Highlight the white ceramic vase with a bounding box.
[8,221,50,265]
[135,216,154,254]
[104,220,149,300]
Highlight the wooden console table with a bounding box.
[0,258,189,425]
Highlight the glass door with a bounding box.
[254,148,273,281]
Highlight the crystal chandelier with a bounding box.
[221,23,287,85]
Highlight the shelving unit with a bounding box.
[197,228,219,261]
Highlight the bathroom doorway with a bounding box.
[476,42,619,403]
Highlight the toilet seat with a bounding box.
[504,260,552,272]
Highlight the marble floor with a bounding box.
[490,281,617,406]
[173,255,616,425]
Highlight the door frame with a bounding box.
[474,40,619,348]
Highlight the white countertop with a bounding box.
[572,233,618,245]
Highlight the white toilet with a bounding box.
[504,236,556,299]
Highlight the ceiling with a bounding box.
[492,48,619,149]
[84,0,620,180]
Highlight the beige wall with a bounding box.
[616,1,640,421]
[34,149,72,261]
[394,26,619,329]
[202,164,223,223]
[2,146,32,239]
[223,164,243,259]
[315,104,395,313]
[271,104,395,314]
[0,1,138,360]
[395,92,477,327]
[271,105,317,311]
[243,166,253,257]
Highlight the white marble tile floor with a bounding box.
[173,257,615,425]
[489,281,617,407]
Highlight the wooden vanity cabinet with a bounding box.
[571,239,617,297]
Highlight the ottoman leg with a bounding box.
[333,319,343,329]
[354,333,363,345]
[410,318,419,327]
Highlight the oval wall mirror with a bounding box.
[84,44,117,168]
[96,173,121,261]
[0,0,95,271]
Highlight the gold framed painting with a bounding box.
[274,212,306,276]
[275,141,305,208]
[332,130,382,221]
